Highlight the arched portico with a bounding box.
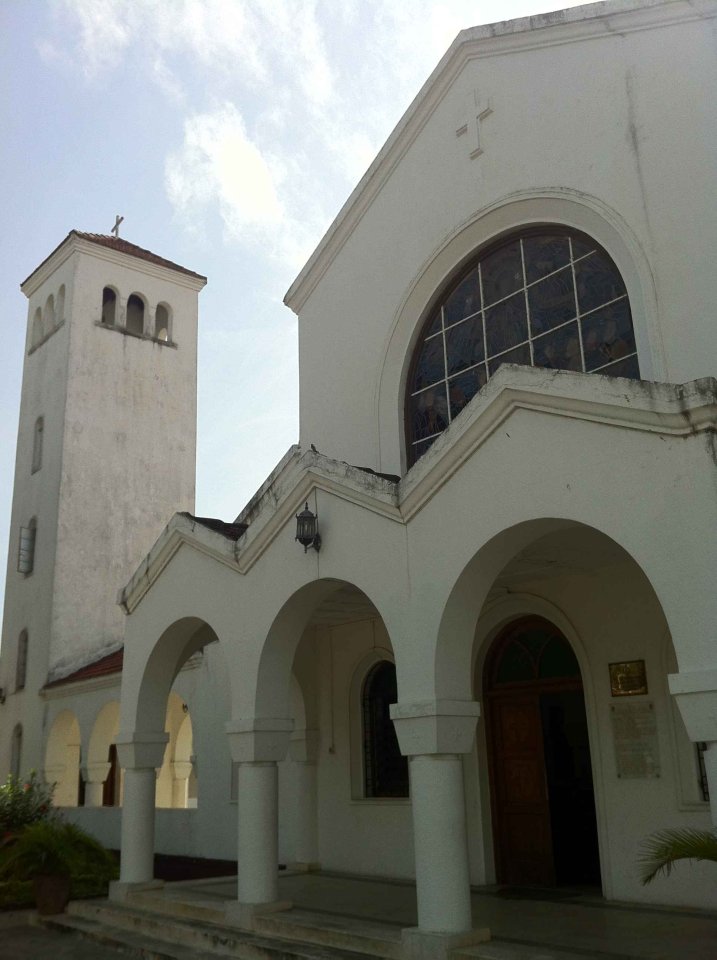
[115,615,224,890]
[45,710,81,807]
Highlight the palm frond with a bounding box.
[639,827,717,885]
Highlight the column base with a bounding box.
[109,879,164,902]
[225,899,293,930]
[401,926,490,960]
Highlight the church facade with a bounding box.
[1,0,716,945]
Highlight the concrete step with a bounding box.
[458,938,627,960]
[61,899,391,960]
[255,908,403,959]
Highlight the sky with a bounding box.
[0,0,588,631]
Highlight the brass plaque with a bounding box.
[609,659,647,697]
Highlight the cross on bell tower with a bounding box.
[111,215,124,238]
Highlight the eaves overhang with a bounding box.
[283,0,715,315]
[118,366,717,617]
[21,232,207,298]
[118,448,402,615]
[399,365,717,519]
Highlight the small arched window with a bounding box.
[406,229,639,464]
[17,517,36,575]
[43,294,55,332]
[155,303,170,342]
[16,630,28,691]
[126,294,145,335]
[32,416,44,474]
[10,725,23,779]
[56,285,65,323]
[32,307,43,345]
[102,287,117,325]
[362,660,409,798]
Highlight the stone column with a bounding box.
[83,761,111,807]
[225,718,294,930]
[390,700,490,959]
[110,732,168,899]
[289,730,319,869]
[670,670,717,824]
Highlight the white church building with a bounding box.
[1,0,716,947]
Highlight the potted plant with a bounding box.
[639,827,717,885]
[0,819,117,914]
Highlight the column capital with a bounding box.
[390,700,480,756]
[225,717,293,763]
[82,761,111,784]
[669,671,717,741]
[116,731,169,769]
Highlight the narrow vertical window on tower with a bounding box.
[155,303,170,342]
[10,725,22,778]
[31,416,44,474]
[126,293,145,335]
[16,631,28,691]
[102,287,117,325]
[32,307,43,345]
[362,660,409,798]
[17,518,36,575]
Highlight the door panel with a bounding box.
[491,695,555,885]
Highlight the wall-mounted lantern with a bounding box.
[295,503,321,553]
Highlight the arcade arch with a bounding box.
[45,710,81,807]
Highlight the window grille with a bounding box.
[362,661,409,798]
[697,742,710,802]
[17,521,36,575]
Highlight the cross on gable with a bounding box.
[456,92,493,160]
[111,215,124,238]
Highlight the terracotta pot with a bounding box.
[33,874,71,915]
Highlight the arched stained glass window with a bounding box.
[406,230,639,464]
[362,661,409,798]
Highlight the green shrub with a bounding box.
[0,772,57,835]
[0,820,118,883]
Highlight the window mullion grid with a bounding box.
[440,306,451,425]
[478,263,488,382]
[569,237,586,373]
[520,239,534,366]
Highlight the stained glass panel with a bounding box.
[523,236,570,284]
[533,321,582,372]
[413,334,445,390]
[488,343,531,376]
[411,385,448,440]
[406,230,639,466]
[448,365,487,419]
[481,241,523,306]
[445,317,484,375]
[485,291,527,357]
[528,266,576,335]
[581,300,633,371]
[575,253,626,314]
[444,268,481,326]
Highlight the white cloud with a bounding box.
[166,103,283,238]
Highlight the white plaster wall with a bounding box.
[468,552,714,909]
[0,263,74,776]
[50,250,198,676]
[296,10,717,475]
[313,620,415,879]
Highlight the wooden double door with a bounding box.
[485,618,601,888]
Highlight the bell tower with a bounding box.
[0,230,205,776]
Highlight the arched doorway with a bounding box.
[484,617,600,888]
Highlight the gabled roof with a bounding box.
[284,0,706,313]
[179,513,248,541]
[43,647,124,689]
[22,230,207,288]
